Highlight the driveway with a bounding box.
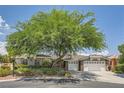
[72,71,124,84]
[92,71,124,84]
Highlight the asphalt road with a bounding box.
[0,80,124,88]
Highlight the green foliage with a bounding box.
[32,67,63,76]
[118,44,124,54]
[15,66,64,76]
[7,9,105,67]
[118,44,124,64]
[41,68,57,75]
[118,55,124,64]
[0,68,11,77]
[115,64,124,74]
[64,71,72,78]
[0,55,10,63]
[16,64,28,68]
[1,65,11,70]
[41,60,51,67]
[15,67,32,76]
[32,67,64,76]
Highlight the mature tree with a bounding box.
[7,9,105,67]
[118,44,124,64]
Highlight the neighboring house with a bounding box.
[14,54,118,72]
[15,54,51,66]
[108,55,118,71]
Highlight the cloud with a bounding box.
[77,50,109,56]
[0,16,15,55]
[77,52,90,56]
[0,41,7,55]
[0,16,10,29]
[91,50,109,56]
[0,32,4,35]
[0,16,15,42]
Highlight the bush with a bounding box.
[36,68,57,75]
[45,69,57,75]
[115,64,124,74]
[15,68,32,76]
[16,64,28,68]
[31,67,64,76]
[41,60,51,67]
[15,66,65,76]
[0,68,11,77]
[1,65,11,70]
[64,71,72,78]
[31,69,43,76]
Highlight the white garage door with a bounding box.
[84,61,105,71]
[68,61,78,71]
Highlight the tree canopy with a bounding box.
[7,9,105,60]
[118,44,124,64]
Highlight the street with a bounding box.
[0,80,124,88]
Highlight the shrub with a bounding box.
[31,67,64,76]
[1,65,11,70]
[41,60,51,67]
[57,70,65,76]
[0,68,11,77]
[15,68,32,76]
[31,69,43,76]
[15,66,65,76]
[38,68,57,75]
[115,64,124,74]
[16,64,28,68]
[64,71,72,78]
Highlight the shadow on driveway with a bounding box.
[70,71,100,81]
[114,74,124,78]
[81,71,100,81]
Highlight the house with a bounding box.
[14,54,118,72]
[64,54,109,71]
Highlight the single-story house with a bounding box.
[14,54,118,72]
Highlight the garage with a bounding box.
[68,61,79,71]
[83,61,106,71]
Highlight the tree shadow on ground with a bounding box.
[80,71,100,81]
[69,71,100,81]
[114,74,124,78]
[16,76,80,84]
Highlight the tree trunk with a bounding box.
[50,54,65,68]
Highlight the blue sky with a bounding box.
[0,5,124,55]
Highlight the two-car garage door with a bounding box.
[68,61,106,71]
[83,61,106,71]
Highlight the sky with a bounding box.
[0,5,124,55]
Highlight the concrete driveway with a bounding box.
[91,71,124,84]
[72,71,124,84]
